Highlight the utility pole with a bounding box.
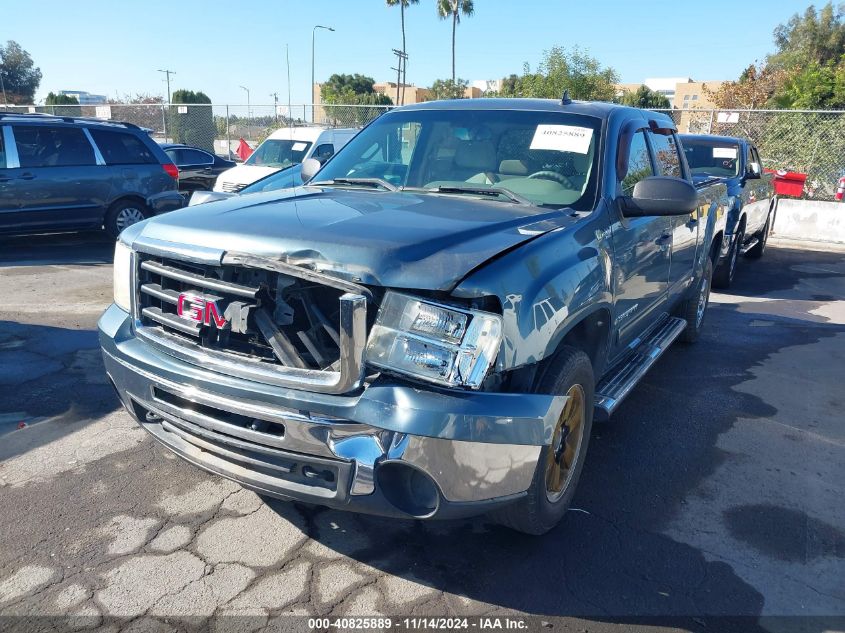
[270,92,279,125]
[239,86,252,140]
[392,49,407,105]
[0,70,7,107]
[157,69,175,103]
[311,25,335,123]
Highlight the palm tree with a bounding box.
[386,0,419,104]
[437,0,474,83]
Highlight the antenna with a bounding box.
[286,44,292,128]
[561,90,571,105]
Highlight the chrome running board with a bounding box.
[594,316,687,421]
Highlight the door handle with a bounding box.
[19,173,36,180]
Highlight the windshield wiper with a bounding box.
[310,177,398,191]
[418,184,532,205]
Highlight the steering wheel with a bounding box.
[527,170,574,188]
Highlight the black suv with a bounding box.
[0,112,183,237]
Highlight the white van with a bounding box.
[213,126,357,193]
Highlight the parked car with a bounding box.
[0,112,183,237]
[100,98,726,534]
[679,134,776,288]
[213,126,357,193]
[160,143,236,199]
[188,163,303,206]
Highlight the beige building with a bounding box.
[615,78,728,132]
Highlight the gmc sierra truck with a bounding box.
[679,134,776,288]
[99,99,727,534]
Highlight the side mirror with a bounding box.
[619,176,698,217]
[300,158,322,183]
[746,162,761,179]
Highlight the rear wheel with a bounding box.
[679,258,713,344]
[105,200,149,238]
[746,213,771,259]
[491,346,594,535]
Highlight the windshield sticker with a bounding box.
[713,147,738,159]
[292,142,307,151]
[530,125,593,154]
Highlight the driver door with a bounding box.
[608,128,671,358]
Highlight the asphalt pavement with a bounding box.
[0,232,843,632]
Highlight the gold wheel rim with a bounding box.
[545,383,586,503]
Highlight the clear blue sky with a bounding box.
[6,0,807,105]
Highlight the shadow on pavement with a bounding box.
[0,320,119,455]
[0,231,114,268]
[259,251,845,623]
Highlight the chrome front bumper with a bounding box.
[99,304,565,519]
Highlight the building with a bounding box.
[58,90,107,105]
[616,77,693,108]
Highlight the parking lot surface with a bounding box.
[0,233,843,630]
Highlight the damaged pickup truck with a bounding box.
[99,99,727,534]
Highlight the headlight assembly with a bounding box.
[366,292,502,389]
[113,241,133,312]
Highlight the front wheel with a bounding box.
[713,227,743,289]
[490,346,594,535]
[105,200,149,239]
[679,257,713,344]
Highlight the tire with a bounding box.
[490,346,594,535]
[745,213,771,259]
[679,257,713,344]
[712,226,743,289]
[105,199,149,239]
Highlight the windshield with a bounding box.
[245,139,312,168]
[681,138,741,178]
[240,164,303,194]
[315,109,601,210]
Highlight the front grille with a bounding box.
[219,181,247,193]
[133,250,369,393]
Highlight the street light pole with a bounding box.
[311,25,334,123]
[239,85,250,141]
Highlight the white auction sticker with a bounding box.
[713,147,738,159]
[530,125,593,154]
[292,142,307,151]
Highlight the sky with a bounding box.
[5,0,807,106]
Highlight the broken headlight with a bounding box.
[113,241,133,312]
[366,292,502,389]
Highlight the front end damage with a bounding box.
[100,236,565,520]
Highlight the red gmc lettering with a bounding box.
[177,293,228,328]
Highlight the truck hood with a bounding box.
[132,187,577,290]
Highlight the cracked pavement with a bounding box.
[0,232,843,631]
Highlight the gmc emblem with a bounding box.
[177,293,228,328]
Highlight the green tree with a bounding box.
[495,46,619,101]
[320,74,392,125]
[44,92,82,117]
[618,84,670,109]
[169,89,215,151]
[437,0,474,83]
[771,2,845,69]
[0,40,42,104]
[322,73,378,98]
[429,78,469,100]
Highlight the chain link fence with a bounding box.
[4,103,844,199]
[656,108,845,201]
[1,103,392,162]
